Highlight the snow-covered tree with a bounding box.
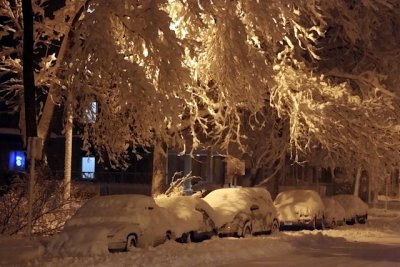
[1,0,93,200]
[3,0,400,196]
[0,0,89,140]
[268,0,400,190]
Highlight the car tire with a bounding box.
[357,215,367,224]
[242,222,252,238]
[309,217,317,230]
[270,219,279,235]
[316,217,325,230]
[179,232,192,243]
[166,230,172,241]
[126,234,137,252]
[346,217,356,225]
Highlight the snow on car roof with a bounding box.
[65,194,162,228]
[203,187,273,224]
[73,194,156,218]
[274,189,324,211]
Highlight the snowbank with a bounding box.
[0,236,44,266]
[47,226,110,256]
[3,210,400,267]
[36,235,294,267]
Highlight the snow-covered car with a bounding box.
[332,194,368,224]
[322,197,346,228]
[203,187,279,237]
[274,190,325,230]
[48,195,174,255]
[155,195,217,242]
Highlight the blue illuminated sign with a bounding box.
[9,150,26,171]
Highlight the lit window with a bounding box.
[82,157,95,179]
[86,101,97,123]
[9,151,25,171]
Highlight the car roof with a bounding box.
[74,194,156,218]
[204,187,272,203]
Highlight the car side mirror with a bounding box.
[250,205,259,211]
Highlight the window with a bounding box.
[82,157,95,179]
[8,150,25,171]
[86,101,97,123]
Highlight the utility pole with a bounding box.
[22,0,41,237]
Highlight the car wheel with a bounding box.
[242,222,252,238]
[357,215,367,224]
[317,217,325,230]
[179,232,192,243]
[126,234,137,252]
[270,219,279,235]
[346,217,356,225]
[165,230,174,242]
[309,217,316,230]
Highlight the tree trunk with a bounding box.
[398,170,400,201]
[151,141,167,196]
[22,0,37,238]
[385,174,389,210]
[37,0,91,142]
[272,158,284,199]
[63,90,73,201]
[368,171,372,204]
[316,167,320,195]
[22,0,37,139]
[353,167,362,197]
[37,93,58,140]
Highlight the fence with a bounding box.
[49,170,152,185]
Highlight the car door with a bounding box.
[252,193,272,233]
[146,205,170,246]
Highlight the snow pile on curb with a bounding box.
[36,235,293,267]
[0,236,44,266]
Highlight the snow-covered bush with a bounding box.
[161,172,202,197]
[0,173,96,236]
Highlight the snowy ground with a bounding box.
[1,208,400,267]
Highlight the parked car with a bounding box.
[332,194,368,224]
[322,197,346,228]
[203,187,279,237]
[155,195,217,242]
[274,189,325,230]
[48,194,175,255]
